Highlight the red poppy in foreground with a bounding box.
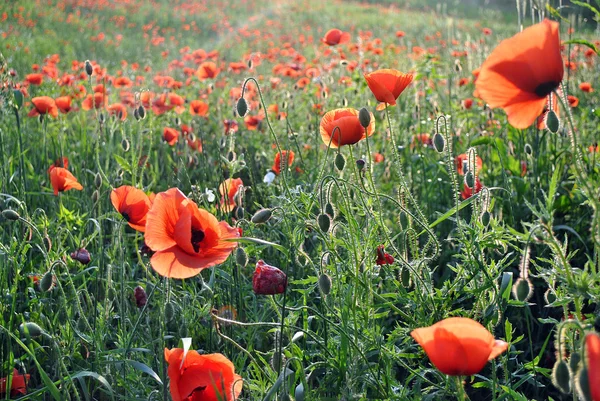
[411,317,508,376]
[272,150,295,175]
[322,28,350,46]
[0,369,30,397]
[145,188,241,278]
[475,19,564,129]
[110,185,153,232]
[49,166,83,195]
[586,332,600,401]
[364,69,413,105]
[28,96,58,118]
[320,108,375,148]
[165,347,242,401]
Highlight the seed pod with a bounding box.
[85,60,93,76]
[546,110,560,133]
[464,171,475,188]
[236,247,248,267]
[2,209,20,221]
[19,322,43,337]
[358,107,371,128]
[569,352,581,375]
[513,278,533,302]
[40,271,54,292]
[121,138,130,152]
[251,208,273,224]
[165,302,175,322]
[13,89,23,109]
[551,359,571,394]
[318,274,332,295]
[576,367,592,401]
[334,153,346,171]
[236,97,248,117]
[317,213,331,233]
[433,132,445,152]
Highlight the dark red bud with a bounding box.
[252,260,287,295]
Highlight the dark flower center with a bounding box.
[191,228,205,253]
[534,81,560,98]
[121,212,130,222]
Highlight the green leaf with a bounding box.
[125,360,163,385]
[225,237,289,257]
[70,371,115,400]
[113,154,132,174]
[262,368,294,401]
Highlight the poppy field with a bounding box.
[1,0,600,400]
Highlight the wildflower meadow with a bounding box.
[1,0,600,400]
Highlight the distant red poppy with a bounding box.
[586,332,600,401]
[462,98,474,109]
[376,245,394,265]
[322,29,350,46]
[219,178,243,213]
[55,96,73,114]
[396,30,406,38]
[28,96,58,118]
[163,127,179,146]
[475,20,563,129]
[0,369,30,397]
[567,95,579,107]
[164,347,242,401]
[110,185,153,232]
[49,166,83,195]
[190,100,209,116]
[580,82,593,93]
[196,61,220,80]
[411,317,508,376]
[364,69,413,105]
[113,76,133,88]
[145,188,241,278]
[272,150,295,175]
[320,108,375,148]
[107,103,127,121]
[82,92,107,111]
[223,120,239,135]
[244,115,262,130]
[25,73,44,85]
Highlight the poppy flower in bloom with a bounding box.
[567,95,579,107]
[28,96,59,118]
[48,166,83,195]
[580,82,593,93]
[475,20,564,129]
[219,178,243,213]
[253,260,287,295]
[411,317,508,376]
[376,245,394,265]
[144,188,241,279]
[0,369,30,397]
[196,61,220,80]
[364,69,413,106]
[55,96,73,114]
[320,108,375,148]
[322,28,350,46]
[164,347,242,401]
[163,127,179,146]
[107,103,127,121]
[272,150,295,175]
[586,332,600,401]
[110,185,153,232]
[25,73,44,85]
[190,100,209,116]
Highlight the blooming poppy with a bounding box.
[82,92,107,111]
[253,260,287,295]
[164,347,242,401]
[272,150,295,175]
[107,103,127,121]
[0,369,30,397]
[320,108,375,148]
[586,332,600,401]
[376,245,394,265]
[411,317,508,376]
[364,69,413,106]
[144,188,241,279]
[190,100,209,116]
[322,28,350,46]
[48,166,83,195]
[567,95,579,107]
[110,185,153,232]
[28,96,58,118]
[244,115,262,130]
[219,178,243,213]
[55,96,73,114]
[475,19,564,129]
[580,82,593,93]
[163,127,179,146]
[25,73,43,85]
[196,61,220,80]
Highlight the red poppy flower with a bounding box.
[244,115,262,130]
[144,188,241,279]
[219,178,243,213]
[462,98,474,109]
[82,92,107,111]
[272,150,295,175]
[0,369,30,397]
[107,103,127,121]
[580,82,593,93]
[364,69,413,105]
[455,154,483,175]
[25,73,44,85]
[164,347,242,401]
[223,119,239,135]
[586,332,600,401]
[49,166,83,195]
[411,317,508,376]
[163,127,179,146]
[475,20,564,129]
[28,96,58,118]
[113,76,133,88]
[196,61,220,80]
[110,185,153,232]
[376,245,394,265]
[567,95,579,107]
[322,28,350,46]
[55,96,73,114]
[320,108,375,148]
[190,100,209,116]
[461,177,483,200]
[253,260,287,295]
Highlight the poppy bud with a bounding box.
[235,247,248,267]
[400,267,411,288]
[165,302,175,322]
[324,203,335,218]
[317,213,331,233]
[77,316,88,332]
[464,171,475,188]
[544,289,557,305]
[92,190,99,204]
[99,112,105,124]
[318,273,332,295]
[71,248,91,265]
[236,97,248,117]
[358,107,371,128]
[356,159,366,170]
[13,89,23,109]
[295,383,305,401]
[85,60,93,76]
[2,209,20,221]
[134,286,147,308]
[227,150,236,162]
[334,153,346,171]
[234,206,244,219]
[43,235,52,252]
[569,352,581,374]
[433,132,445,153]
[138,105,146,119]
[134,108,140,120]
[575,367,592,401]
[545,110,560,133]
[253,260,287,295]
[552,359,571,394]
[40,271,54,292]
[524,143,533,156]
[481,210,491,227]
[94,172,102,188]
[19,322,43,337]
[513,277,533,302]
[121,138,130,152]
[248,59,253,69]
[251,208,273,224]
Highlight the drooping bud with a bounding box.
[40,271,55,292]
[2,209,20,221]
[70,248,91,265]
[236,97,248,117]
[234,206,244,220]
[551,359,571,394]
[13,89,23,109]
[575,367,592,401]
[513,277,533,302]
[524,143,533,156]
[334,153,346,171]
[85,60,93,76]
[318,273,332,295]
[464,171,475,188]
[358,107,371,128]
[324,203,335,218]
[91,190,99,204]
[356,159,365,171]
[569,352,581,375]
[251,208,273,224]
[544,289,557,305]
[94,172,102,188]
[121,138,130,152]
[545,110,560,133]
[134,108,140,120]
[252,260,287,295]
[317,213,331,233]
[235,247,248,267]
[433,132,445,153]
[137,105,146,119]
[19,322,43,337]
[480,210,491,227]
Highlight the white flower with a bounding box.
[263,171,276,184]
[204,188,215,203]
